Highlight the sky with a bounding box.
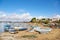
[0,0,60,21]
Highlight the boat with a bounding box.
[29,26,52,34]
[4,24,11,32]
[35,28,52,34]
[9,28,18,34]
[14,27,27,31]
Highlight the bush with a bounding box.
[21,35,37,38]
[30,18,36,23]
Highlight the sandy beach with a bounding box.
[0,28,60,40]
[0,23,60,40]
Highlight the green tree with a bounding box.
[30,18,36,23]
[40,18,50,24]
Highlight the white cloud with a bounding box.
[0,12,33,22]
[0,12,48,22]
[0,11,6,18]
[36,16,47,19]
[0,11,48,22]
[52,14,60,19]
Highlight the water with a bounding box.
[0,22,31,33]
[0,23,11,33]
[0,23,5,33]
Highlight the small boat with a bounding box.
[34,27,52,34]
[9,28,18,34]
[4,24,11,32]
[14,27,27,31]
[29,27,52,34]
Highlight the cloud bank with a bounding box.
[0,12,33,22]
[0,11,60,22]
[52,14,60,19]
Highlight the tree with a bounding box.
[30,18,36,23]
[40,18,50,24]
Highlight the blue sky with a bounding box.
[0,0,60,17]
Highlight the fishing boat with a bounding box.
[14,27,27,31]
[29,26,52,34]
[9,28,18,34]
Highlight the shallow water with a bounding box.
[0,23,5,33]
[0,22,31,33]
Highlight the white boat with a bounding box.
[9,28,18,34]
[35,28,52,34]
[29,27,52,34]
[14,27,27,31]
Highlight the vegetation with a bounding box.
[54,20,60,24]
[41,18,50,24]
[30,18,50,24]
[30,18,36,23]
[30,17,60,28]
[21,35,37,38]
